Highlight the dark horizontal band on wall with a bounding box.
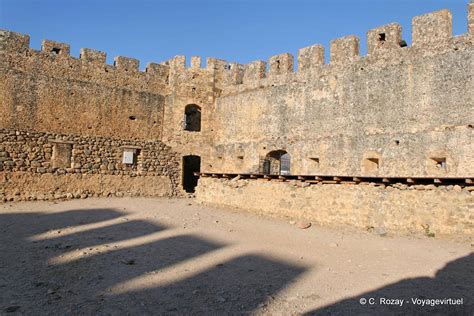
[195,172,473,186]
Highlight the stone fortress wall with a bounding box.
[0,31,168,140]
[208,9,474,178]
[1,3,473,239]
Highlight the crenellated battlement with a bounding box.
[0,30,170,93]
[217,5,473,95]
[1,4,472,96]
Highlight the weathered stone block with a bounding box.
[412,10,452,47]
[269,53,294,76]
[297,44,324,72]
[0,30,29,52]
[190,56,201,69]
[79,48,106,64]
[367,23,402,55]
[330,35,360,65]
[114,56,139,71]
[41,40,70,56]
[243,60,266,82]
[224,63,244,85]
[469,2,474,35]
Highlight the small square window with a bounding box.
[122,151,134,164]
[122,148,140,165]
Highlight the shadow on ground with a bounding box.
[306,254,473,315]
[0,207,306,314]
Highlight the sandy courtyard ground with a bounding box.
[0,197,472,315]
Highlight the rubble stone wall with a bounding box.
[0,128,182,201]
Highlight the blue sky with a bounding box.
[0,0,470,68]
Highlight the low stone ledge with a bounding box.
[195,177,473,242]
[0,171,176,202]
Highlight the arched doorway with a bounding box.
[184,104,201,132]
[262,150,291,175]
[182,155,201,193]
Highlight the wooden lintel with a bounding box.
[203,173,472,186]
[341,181,356,185]
[322,180,338,184]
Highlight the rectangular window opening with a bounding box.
[52,47,61,54]
[378,33,386,42]
[122,148,141,165]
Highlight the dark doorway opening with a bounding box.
[261,150,291,175]
[182,155,201,193]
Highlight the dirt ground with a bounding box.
[0,197,472,315]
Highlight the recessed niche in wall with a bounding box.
[51,141,73,168]
[237,156,244,160]
[428,157,447,172]
[309,157,320,168]
[363,157,379,173]
[129,116,137,121]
